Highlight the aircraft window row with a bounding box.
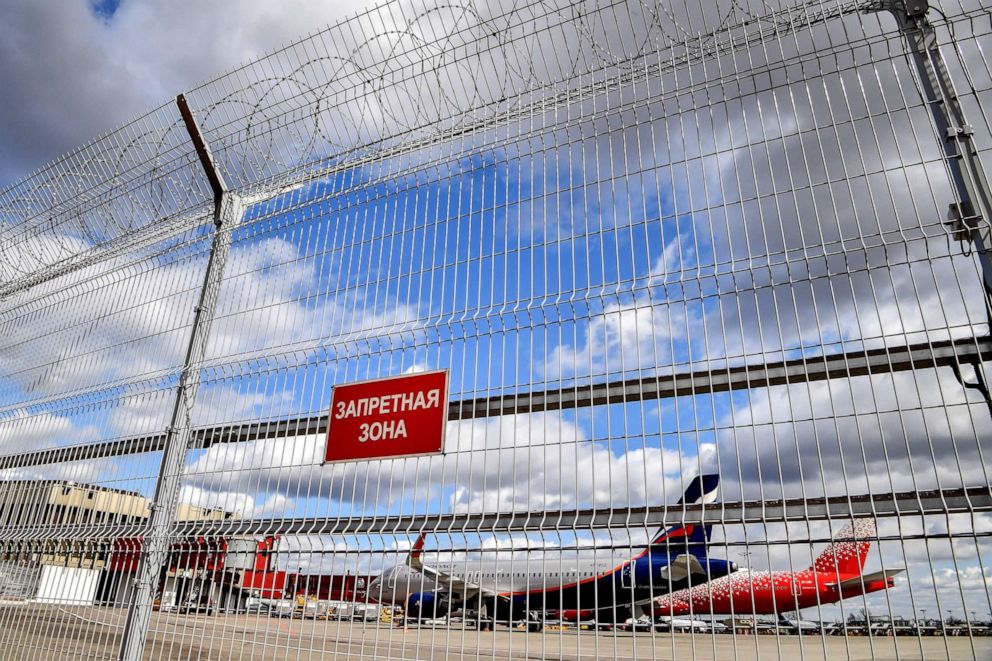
[466,572,580,578]
[460,570,588,580]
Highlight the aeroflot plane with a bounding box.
[368,475,737,627]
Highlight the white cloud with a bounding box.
[177,483,292,519]
[1,0,783,185]
[180,411,693,518]
[0,457,112,487]
[0,0,374,184]
[0,234,420,406]
[0,407,119,495]
[0,247,199,399]
[544,296,695,379]
[0,408,99,454]
[699,367,992,503]
[0,232,93,284]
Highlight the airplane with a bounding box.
[367,474,737,629]
[775,616,822,634]
[651,518,903,617]
[654,616,726,633]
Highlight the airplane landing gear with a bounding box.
[478,601,494,632]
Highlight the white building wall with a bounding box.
[34,565,101,605]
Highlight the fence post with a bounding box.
[875,0,992,413]
[117,94,243,661]
[878,0,992,307]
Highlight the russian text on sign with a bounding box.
[334,389,441,419]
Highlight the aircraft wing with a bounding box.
[630,554,708,608]
[406,533,501,602]
[829,568,905,593]
[663,553,705,583]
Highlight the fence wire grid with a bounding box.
[1,0,991,659]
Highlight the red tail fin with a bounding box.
[810,519,875,577]
[407,532,427,571]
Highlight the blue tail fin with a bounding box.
[647,474,719,551]
[677,474,719,506]
[681,473,717,545]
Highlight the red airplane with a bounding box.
[652,519,903,616]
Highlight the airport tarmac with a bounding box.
[0,605,987,660]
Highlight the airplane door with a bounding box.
[621,565,634,590]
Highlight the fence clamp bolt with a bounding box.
[945,203,981,243]
[945,125,974,140]
[905,0,928,17]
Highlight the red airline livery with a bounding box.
[324,370,448,463]
[652,519,902,616]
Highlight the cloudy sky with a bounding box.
[1,0,990,623]
[0,0,365,186]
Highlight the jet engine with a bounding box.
[405,592,450,620]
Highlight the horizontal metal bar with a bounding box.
[2,336,988,471]
[1,486,988,543]
[166,485,992,536]
[451,336,992,418]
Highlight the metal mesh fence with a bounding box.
[0,0,990,659]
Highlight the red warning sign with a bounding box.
[324,370,449,463]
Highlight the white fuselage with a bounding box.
[368,554,628,605]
